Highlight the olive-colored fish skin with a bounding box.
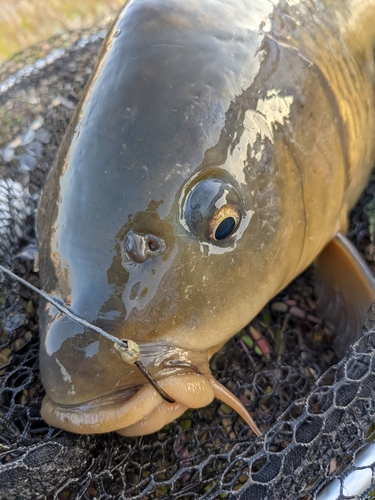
[37,0,375,435]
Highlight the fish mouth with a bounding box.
[41,367,261,436]
[41,372,214,435]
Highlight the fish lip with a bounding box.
[46,385,142,411]
[41,363,200,413]
[41,371,215,435]
[41,383,164,434]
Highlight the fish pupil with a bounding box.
[148,238,159,252]
[215,217,236,240]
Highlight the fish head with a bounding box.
[38,155,280,435]
[37,0,346,435]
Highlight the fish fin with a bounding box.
[315,232,375,358]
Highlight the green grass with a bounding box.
[0,0,123,63]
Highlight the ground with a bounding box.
[0,0,122,62]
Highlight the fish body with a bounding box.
[37,0,375,436]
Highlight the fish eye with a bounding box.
[183,178,243,243]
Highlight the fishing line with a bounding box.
[0,263,175,404]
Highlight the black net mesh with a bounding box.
[1,15,375,500]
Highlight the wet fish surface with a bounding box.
[37,0,375,436]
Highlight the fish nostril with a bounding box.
[125,230,165,263]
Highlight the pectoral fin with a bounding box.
[315,232,375,357]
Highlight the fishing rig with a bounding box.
[1,16,375,500]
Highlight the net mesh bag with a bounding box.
[1,14,375,500]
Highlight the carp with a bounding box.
[37,0,375,436]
